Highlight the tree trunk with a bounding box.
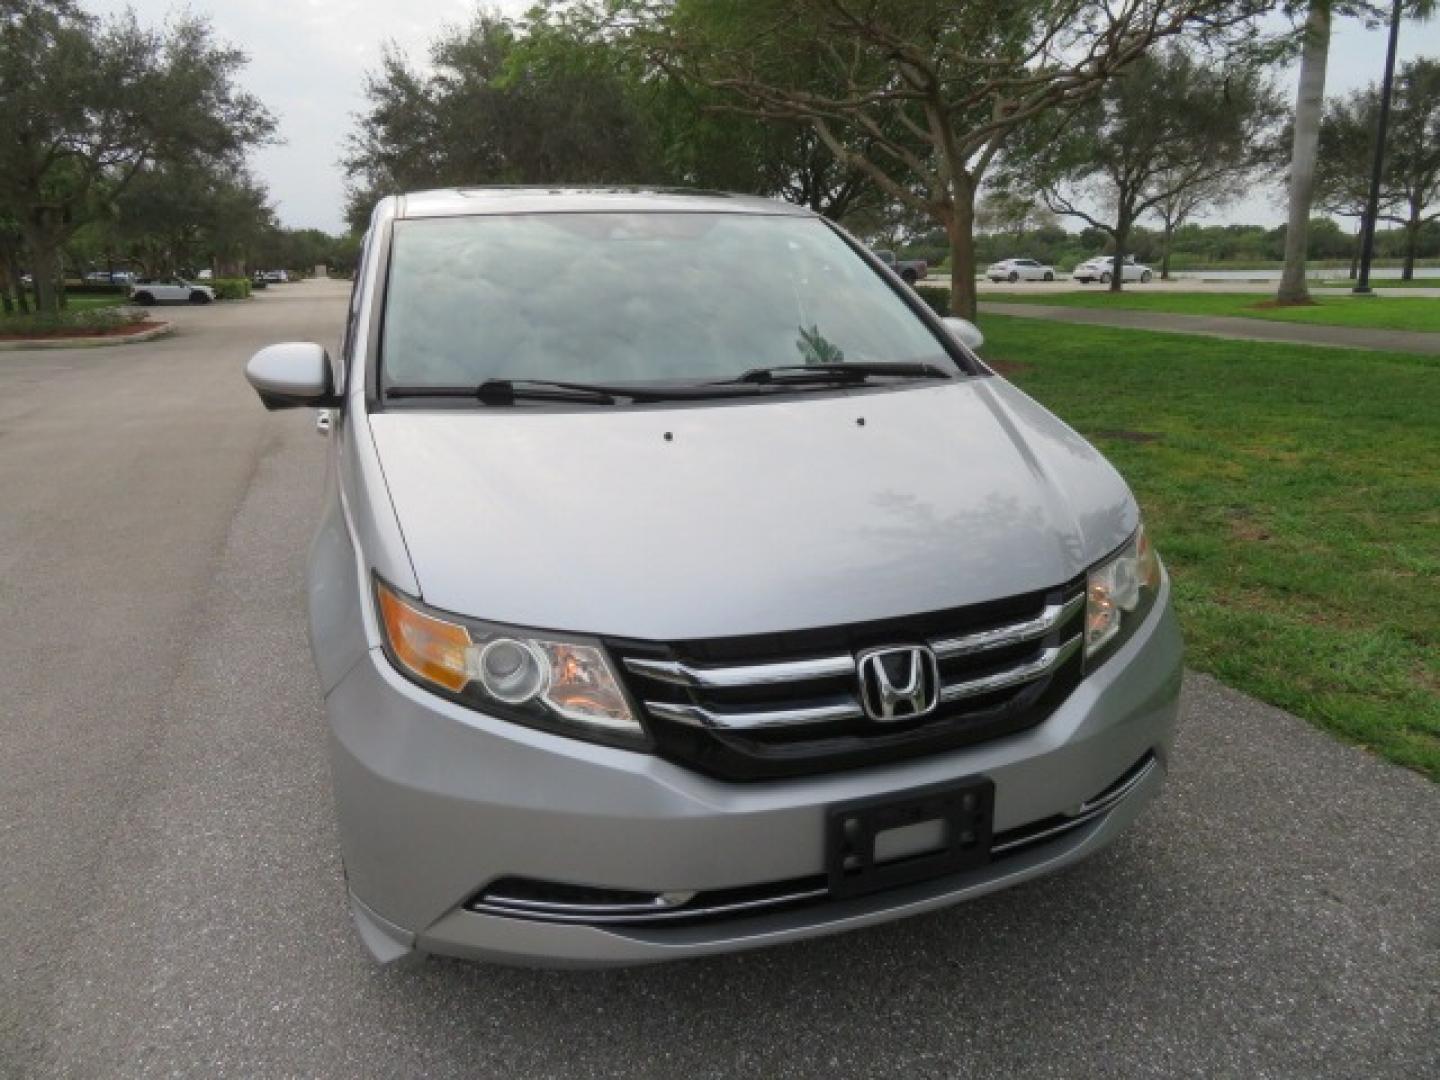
[1,242,29,314]
[1278,1,1331,304]
[943,187,979,319]
[1402,205,1419,280]
[1109,211,1130,294]
[1160,220,1175,281]
[1349,220,1361,278]
[22,207,71,318]
[25,232,60,317]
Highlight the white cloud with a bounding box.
[89,0,532,233]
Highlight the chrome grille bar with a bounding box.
[472,883,829,925]
[938,635,1081,704]
[644,697,865,730]
[930,593,1084,660]
[643,635,1080,730]
[624,653,854,689]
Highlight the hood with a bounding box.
[368,379,1136,641]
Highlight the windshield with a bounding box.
[380,212,959,389]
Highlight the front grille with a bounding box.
[609,578,1086,781]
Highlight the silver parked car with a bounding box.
[245,188,1182,968]
[130,277,214,305]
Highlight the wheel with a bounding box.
[189,291,211,304]
[1008,271,1018,283]
[1100,272,1112,284]
[1043,272,1054,282]
[1140,271,1152,283]
[133,292,154,305]
[901,268,917,285]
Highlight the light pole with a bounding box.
[1353,0,1404,295]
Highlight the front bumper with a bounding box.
[326,584,1183,967]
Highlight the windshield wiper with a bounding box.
[724,362,953,386]
[388,377,793,406]
[388,379,624,406]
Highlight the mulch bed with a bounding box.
[0,320,164,342]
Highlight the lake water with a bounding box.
[1173,268,1440,282]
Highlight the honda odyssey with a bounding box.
[245,188,1182,967]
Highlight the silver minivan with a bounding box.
[245,188,1182,967]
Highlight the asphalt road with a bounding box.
[2,281,1436,1079]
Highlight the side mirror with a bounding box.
[941,316,984,351]
[245,342,338,410]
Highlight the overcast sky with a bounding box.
[91,0,1439,235]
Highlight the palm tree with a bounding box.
[1277,2,1333,303]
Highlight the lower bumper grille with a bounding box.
[609,579,1087,781]
[466,754,1157,929]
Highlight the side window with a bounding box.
[339,230,372,388]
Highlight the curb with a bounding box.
[0,321,174,352]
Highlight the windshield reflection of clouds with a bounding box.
[381,213,951,388]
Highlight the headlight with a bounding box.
[1085,524,1162,663]
[373,576,645,747]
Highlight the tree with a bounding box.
[1002,47,1284,291]
[974,191,1058,238]
[1314,86,1398,275]
[1153,172,1251,280]
[344,12,664,227]
[342,8,890,233]
[0,0,274,315]
[629,0,1271,317]
[1381,58,1440,278]
[102,161,275,276]
[1313,58,1440,280]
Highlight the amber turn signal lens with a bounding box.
[376,581,472,692]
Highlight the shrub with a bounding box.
[59,283,129,296]
[210,277,252,300]
[914,285,951,317]
[1,304,147,338]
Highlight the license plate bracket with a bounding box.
[826,776,994,900]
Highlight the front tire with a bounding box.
[1007,271,1018,283]
[189,291,211,304]
[901,268,917,285]
[1140,271,1152,283]
[133,292,154,306]
[1100,272,1112,284]
[1043,272,1054,282]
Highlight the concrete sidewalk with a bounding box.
[980,301,1440,355]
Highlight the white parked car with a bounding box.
[129,277,215,305]
[1072,257,1152,284]
[987,258,1055,283]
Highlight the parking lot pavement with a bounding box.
[2,280,1436,1078]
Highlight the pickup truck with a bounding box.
[873,249,928,284]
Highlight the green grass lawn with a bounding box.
[983,289,1440,333]
[0,295,124,319]
[980,315,1439,779]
